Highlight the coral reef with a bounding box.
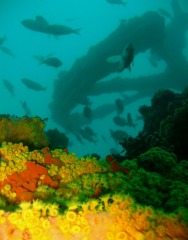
[46,128,69,150]
[0,115,48,150]
[120,86,188,160]
[0,142,187,239]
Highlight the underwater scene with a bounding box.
[0,0,188,239]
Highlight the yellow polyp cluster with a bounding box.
[47,164,59,176]
[0,142,28,181]
[0,184,16,201]
[56,155,108,184]
[0,210,5,224]
[0,143,187,239]
[0,193,186,240]
[0,142,29,160]
[30,150,44,164]
[52,150,78,163]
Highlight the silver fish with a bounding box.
[79,127,97,143]
[21,18,49,34]
[0,46,14,58]
[0,36,6,46]
[34,55,62,68]
[21,101,31,116]
[106,0,126,6]
[115,98,124,115]
[83,105,92,121]
[3,79,14,96]
[110,129,129,143]
[118,43,134,72]
[21,78,46,91]
[127,113,136,128]
[47,24,81,36]
[35,15,49,26]
[113,115,127,126]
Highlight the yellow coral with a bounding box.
[65,211,77,222]
[115,231,128,240]
[47,203,59,217]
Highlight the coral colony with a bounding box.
[0,89,188,240]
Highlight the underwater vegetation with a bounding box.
[0,115,48,150]
[0,142,188,239]
[0,88,187,239]
[0,0,188,238]
[0,115,69,152]
[120,86,188,161]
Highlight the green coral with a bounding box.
[0,115,48,149]
[165,181,188,211]
[136,147,177,176]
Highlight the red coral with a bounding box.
[1,161,58,202]
[43,153,64,168]
[106,155,128,174]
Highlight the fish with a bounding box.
[83,105,92,121]
[21,101,31,116]
[35,15,49,26]
[21,78,46,91]
[46,24,81,36]
[110,129,129,143]
[0,46,14,58]
[115,98,124,115]
[117,43,134,72]
[126,113,136,128]
[106,0,126,6]
[113,115,127,126]
[2,79,14,96]
[21,18,49,34]
[0,36,6,46]
[106,43,134,72]
[34,55,63,68]
[79,127,97,143]
[84,126,97,137]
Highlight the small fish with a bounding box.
[2,79,14,96]
[0,46,14,58]
[106,0,126,7]
[126,113,136,128]
[113,115,127,126]
[106,43,134,72]
[47,24,81,36]
[110,129,129,143]
[83,105,92,121]
[21,101,31,116]
[21,18,49,34]
[0,36,6,46]
[21,78,46,91]
[35,15,49,26]
[34,55,62,68]
[84,126,97,137]
[79,127,97,143]
[118,43,134,72]
[115,98,124,115]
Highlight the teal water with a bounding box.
[0,0,188,157]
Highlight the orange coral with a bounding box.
[0,161,58,202]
